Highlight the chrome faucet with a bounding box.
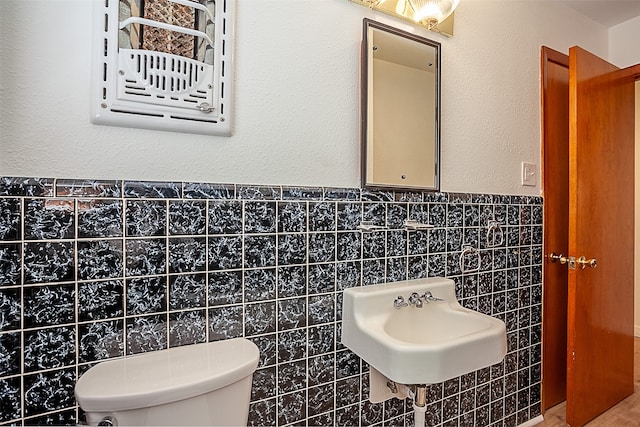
[408,292,424,308]
[393,296,408,309]
[394,291,443,309]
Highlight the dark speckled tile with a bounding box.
[24,326,76,372]
[282,186,323,200]
[126,200,166,237]
[244,201,276,234]
[183,182,235,199]
[77,199,123,238]
[278,265,307,298]
[336,232,360,261]
[77,280,124,321]
[56,179,122,197]
[0,376,21,422]
[208,235,243,270]
[278,233,307,265]
[23,284,75,328]
[278,359,307,394]
[168,237,207,273]
[124,181,181,198]
[308,233,335,264]
[125,238,166,277]
[23,241,74,284]
[337,202,361,231]
[0,288,21,331]
[309,202,336,231]
[323,187,360,201]
[169,310,207,347]
[278,328,307,362]
[0,243,22,286]
[0,331,20,376]
[278,389,306,426]
[251,366,277,401]
[336,261,360,290]
[335,404,360,426]
[308,411,334,427]
[208,270,243,306]
[249,334,277,368]
[248,398,276,427]
[278,298,307,330]
[209,305,243,341]
[2,178,544,427]
[0,177,54,197]
[23,368,75,417]
[78,319,124,363]
[245,302,276,336]
[0,198,21,241]
[308,263,335,294]
[169,200,206,235]
[336,349,361,379]
[308,294,335,326]
[336,376,360,409]
[0,377,22,425]
[126,276,167,315]
[23,409,77,426]
[244,268,276,302]
[244,235,276,268]
[238,185,281,200]
[169,273,206,310]
[77,240,123,281]
[308,353,335,387]
[308,324,334,357]
[126,314,168,355]
[208,201,242,234]
[361,399,383,426]
[278,202,307,233]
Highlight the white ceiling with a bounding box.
[561,0,640,27]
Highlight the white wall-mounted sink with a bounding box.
[341,277,507,385]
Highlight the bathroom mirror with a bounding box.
[361,18,441,191]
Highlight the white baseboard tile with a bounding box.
[518,415,544,427]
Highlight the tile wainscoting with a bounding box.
[0,176,543,426]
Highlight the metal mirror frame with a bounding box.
[360,18,441,192]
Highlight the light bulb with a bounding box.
[408,0,460,27]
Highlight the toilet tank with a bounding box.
[75,338,259,426]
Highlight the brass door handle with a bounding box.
[577,256,597,269]
[549,253,569,264]
[549,253,597,270]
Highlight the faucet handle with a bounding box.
[408,292,424,308]
[393,296,408,309]
[421,291,443,302]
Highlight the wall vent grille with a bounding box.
[90,0,234,135]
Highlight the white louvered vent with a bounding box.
[90,0,233,136]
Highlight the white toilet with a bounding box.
[75,338,259,426]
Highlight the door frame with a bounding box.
[540,45,570,412]
[541,45,640,424]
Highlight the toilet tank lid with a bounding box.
[75,338,259,412]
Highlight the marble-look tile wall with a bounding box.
[0,176,543,426]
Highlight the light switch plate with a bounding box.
[521,162,537,186]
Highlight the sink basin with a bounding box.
[341,277,506,385]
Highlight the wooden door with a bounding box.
[566,46,638,427]
[540,46,569,411]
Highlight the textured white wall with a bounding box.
[608,18,640,337]
[0,0,608,195]
[609,16,640,68]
